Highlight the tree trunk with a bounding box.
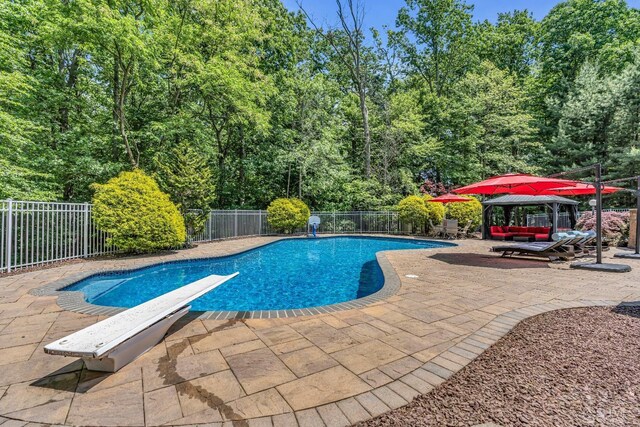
[117,68,137,168]
[112,53,137,168]
[286,162,291,198]
[298,163,302,199]
[358,85,371,178]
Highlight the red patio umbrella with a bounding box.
[537,182,623,196]
[452,173,579,195]
[427,194,472,228]
[426,193,472,203]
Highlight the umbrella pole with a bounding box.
[569,164,630,272]
[636,176,640,255]
[595,164,603,264]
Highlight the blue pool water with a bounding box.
[64,237,453,311]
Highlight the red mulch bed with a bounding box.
[359,306,640,427]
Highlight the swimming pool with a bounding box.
[64,237,454,312]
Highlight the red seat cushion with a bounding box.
[490,226,504,234]
[535,233,550,241]
[491,232,514,238]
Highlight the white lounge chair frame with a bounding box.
[45,272,239,372]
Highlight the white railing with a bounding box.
[1,200,407,273]
[1,200,116,273]
[526,209,630,229]
[189,210,406,242]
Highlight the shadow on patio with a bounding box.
[428,252,551,269]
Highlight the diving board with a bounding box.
[45,272,238,372]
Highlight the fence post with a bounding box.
[258,210,262,235]
[234,209,238,237]
[83,202,89,258]
[333,212,336,233]
[6,199,12,272]
[387,211,390,234]
[360,212,363,233]
[208,211,213,241]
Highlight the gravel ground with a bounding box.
[360,306,640,427]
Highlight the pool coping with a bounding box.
[30,235,454,319]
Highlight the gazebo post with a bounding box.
[552,202,559,235]
[482,205,491,239]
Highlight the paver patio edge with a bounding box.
[277,299,640,427]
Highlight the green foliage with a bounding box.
[290,198,311,224]
[445,196,482,233]
[394,0,477,96]
[155,143,215,236]
[267,198,310,233]
[447,61,541,182]
[398,195,428,233]
[422,195,445,227]
[476,11,538,80]
[3,0,640,207]
[91,169,186,252]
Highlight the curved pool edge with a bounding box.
[30,235,455,319]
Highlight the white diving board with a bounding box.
[45,272,238,372]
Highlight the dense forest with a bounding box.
[2,0,640,210]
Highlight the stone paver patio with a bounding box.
[0,236,638,426]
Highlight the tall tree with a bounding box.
[476,10,538,80]
[394,0,476,97]
[301,0,373,178]
[447,61,540,182]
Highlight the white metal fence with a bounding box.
[526,209,630,229]
[1,200,116,273]
[1,200,407,273]
[3,198,632,273]
[189,210,405,242]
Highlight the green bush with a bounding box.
[445,195,482,233]
[91,169,186,252]
[423,195,445,228]
[267,198,310,233]
[290,198,311,226]
[398,195,429,233]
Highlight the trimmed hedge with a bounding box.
[91,169,186,252]
[445,195,482,233]
[267,198,310,233]
[423,195,445,227]
[398,196,429,233]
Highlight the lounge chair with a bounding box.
[491,238,575,261]
[44,272,239,372]
[568,231,598,254]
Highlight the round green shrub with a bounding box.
[290,198,311,226]
[91,169,186,252]
[423,195,445,226]
[445,195,482,233]
[398,195,429,233]
[267,198,310,233]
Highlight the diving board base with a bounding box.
[83,305,190,372]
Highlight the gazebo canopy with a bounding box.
[481,194,579,206]
[481,195,579,239]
